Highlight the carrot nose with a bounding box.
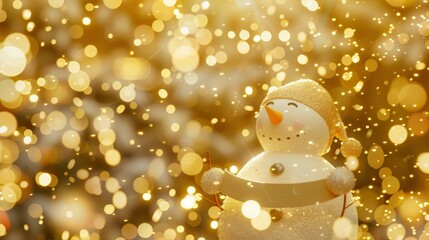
[265,106,283,125]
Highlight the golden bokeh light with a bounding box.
[398,83,427,112]
[112,191,127,209]
[367,145,384,169]
[138,223,154,239]
[386,223,406,240]
[0,0,428,239]
[0,46,27,77]
[62,130,80,149]
[36,172,52,187]
[103,0,122,9]
[250,210,271,231]
[241,200,261,219]
[333,217,353,239]
[179,152,203,176]
[417,152,429,174]
[374,204,396,225]
[104,149,121,166]
[172,46,200,73]
[0,112,17,137]
[114,57,151,81]
[388,125,408,145]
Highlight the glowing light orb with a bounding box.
[172,46,199,72]
[386,223,406,240]
[114,57,151,80]
[180,194,196,209]
[388,125,407,145]
[398,83,427,112]
[138,223,153,239]
[417,152,429,174]
[48,0,64,8]
[112,191,127,209]
[68,70,91,92]
[119,84,136,102]
[367,145,384,169]
[0,46,26,77]
[5,32,30,54]
[179,152,203,176]
[103,0,122,9]
[382,176,400,195]
[333,217,353,239]
[241,200,261,219]
[374,204,396,225]
[62,130,80,149]
[104,149,121,166]
[250,210,271,231]
[0,112,17,137]
[37,173,52,187]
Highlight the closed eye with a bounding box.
[265,101,274,106]
[288,102,298,108]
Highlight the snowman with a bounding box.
[201,79,362,240]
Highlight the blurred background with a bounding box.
[0,0,428,239]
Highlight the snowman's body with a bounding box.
[218,152,358,240]
[202,81,361,240]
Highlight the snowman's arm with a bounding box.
[326,167,356,195]
[200,167,224,195]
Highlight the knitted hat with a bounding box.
[262,79,362,158]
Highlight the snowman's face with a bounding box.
[256,98,330,155]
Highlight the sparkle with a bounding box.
[0,0,427,239]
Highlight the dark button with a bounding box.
[270,163,284,175]
[270,209,283,222]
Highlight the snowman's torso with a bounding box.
[238,152,332,183]
[218,152,358,240]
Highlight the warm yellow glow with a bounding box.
[0,46,27,77]
[417,152,429,174]
[0,224,6,237]
[388,125,407,145]
[250,210,271,231]
[180,152,203,176]
[241,200,261,219]
[112,191,127,209]
[386,223,406,240]
[82,17,91,25]
[133,177,150,193]
[84,45,98,58]
[119,84,136,102]
[114,57,151,80]
[367,145,384,169]
[103,0,122,9]
[333,217,352,238]
[68,70,91,92]
[138,223,153,239]
[98,129,116,146]
[172,46,199,72]
[0,111,17,137]
[48,0,64,8]
[104,149,121,166]
[62,130,80,149]
[237,41,250,54]
[37,172,52,187]
[180,194,196,209]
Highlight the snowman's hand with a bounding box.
[326,167,356,195]
[201,168,224,195]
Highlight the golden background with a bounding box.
[0,0,428,239]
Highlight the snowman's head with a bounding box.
[256,79,363,157]
[256,99,330,154]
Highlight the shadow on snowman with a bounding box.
[201,79,362,240]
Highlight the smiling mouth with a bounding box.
[258,132,306,141]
